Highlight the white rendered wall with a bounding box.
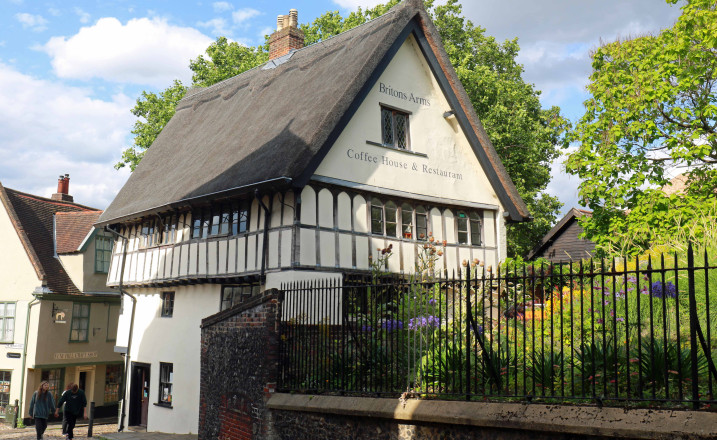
[117,284,220,434]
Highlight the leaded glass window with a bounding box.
[416,206,428,241]
[371,200,384,235]
[381,106,410,149]
[401,203,413,239]
[456,211,469,244]
[385,202,398,237]
[470,212,482,246]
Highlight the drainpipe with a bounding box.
[255,190,270,278]
[17,295,40,426]
[105,225,136,432]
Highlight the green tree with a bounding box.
[566,0,717,254]
[118,0,567,257]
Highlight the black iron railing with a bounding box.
[278,244,717,408]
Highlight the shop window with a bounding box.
[221,285,260,311]
[0,303,15,343]
[104,365,122,403]
[0,371,10,413]
[70,303,90,342]
[159,363,172,405]
[470,212,482,246]
[41,368,63,401]
[160,292,174,317]
[381,106,410,149]
[94,235,113,273]
[371,199,384,235]
[415,206,428,241]
[401,203,413,239]
[385,201,398,237]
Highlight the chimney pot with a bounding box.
[51,174,73,202]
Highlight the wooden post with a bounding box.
[88,402,95,437]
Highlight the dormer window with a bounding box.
[381,106,410,149]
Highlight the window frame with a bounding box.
[160,292,175,317]
[415,206,429,241]
[0,302,16,343]
[104,364,122,403]
[370,199,384,236]
[69,302,90,342]
[400,203,413,239]
[220,285,260,311]
[456,211,470,245]
[40,368,63,402]
[0,370,10,411]
[380,105,411,150]
[94,234,113,273]
[158,362,173,406]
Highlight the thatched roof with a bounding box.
[98,0,529,226]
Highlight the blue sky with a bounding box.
[0,0,682,219]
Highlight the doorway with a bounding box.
[74,366,95,419]
[129,363,150,427]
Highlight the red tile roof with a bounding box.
[0,182,100,295]
[55,211,102,253]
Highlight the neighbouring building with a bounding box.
[527,207,595,262]
[0,176,123,424]
[96,0,530,434]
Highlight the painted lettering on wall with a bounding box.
[346,148,462,180]
[379,82,430,107]
[54,351,98,360]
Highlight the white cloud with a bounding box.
[15,13,48,32]
[197,17,231,36]
[41,17,214,87]
[74,7,91,24]
[330,0,385,10]
[213,2,233,13]
[546,148,586,218]
[48,8,61,17]
[232,8,260,25]
[0,62,133,209]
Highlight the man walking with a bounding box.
[55,383,86,439]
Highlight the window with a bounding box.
[385,201,398,237]
[0,303,15,343]
[456,211,469,244]
[221,285,260,311]
[470,212,482,246]
[401,203,413,239]
[371,200,384,235]
[381,106,410,149]
[70,303,90,342]
[231,202,249,235]
[41,368,63,401]
[0,371,10,414]
[104,365,122,403]
[159,363,173,405]
[160,292,174,317]
[140,220,156,248]
[192,202,250,239]
[160,215,177,245]
[95,235,113,273]
[456,211,482,245]
[415,206,428,241]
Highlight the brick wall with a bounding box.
[268,27,305,60]
[199,289,282,440]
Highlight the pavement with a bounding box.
[0,422,197,440]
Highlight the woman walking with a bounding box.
[29,381,56,440]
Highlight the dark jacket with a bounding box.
[29,391,56,419]
[57,389,87,416]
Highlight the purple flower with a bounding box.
[616,317,625,322]
[381,319,404,332]
[361,324,373,332]
[408,315,441,330]
[596,318,604,324]
[651,281,677,299]
[428,298,436,306]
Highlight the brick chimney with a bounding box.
[51,174,74,202]
[268,9,304,60]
